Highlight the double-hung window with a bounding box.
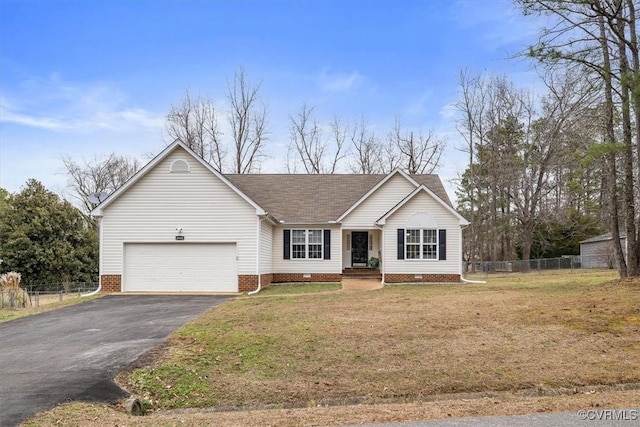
[292,229,323,259]
[406,229,437,260]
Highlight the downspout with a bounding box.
[248,216,268,295]
[375,224,385,285]
[83,216,103,297]
[461,277,486,284]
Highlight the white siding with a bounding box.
[101,147,258,276]
[580,238,626,268]
[260,221,273,274]
[383,191,461,274]
[272,226,342,273]
[342,174,416,228]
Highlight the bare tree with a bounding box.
[288,104,348,173]
[455,70,490,263]
[389,119,444,174]
[517,0,640,277]
[227,67,268,173]
[63,154,140,215]
[289,103,322,173]
[165,90,225,171]
[349,119,383,173]
[455,68,600,267]
[165,68,269,174]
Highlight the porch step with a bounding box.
[342,268,382,280]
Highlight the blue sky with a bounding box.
[0,0,544,200]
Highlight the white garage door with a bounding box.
[123,243,237,292]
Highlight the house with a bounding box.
[91,141,469,293]
[580,232,627,268]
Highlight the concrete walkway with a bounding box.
[341,278,383,291]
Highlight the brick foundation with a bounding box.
[238,274,274,292]
[384,273,461,283]
[272,273,342,283]
[100,275,122,293]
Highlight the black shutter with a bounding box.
[323,229,331,260]
[283,229,291,259]
[397,228,405,260]
[439,229,447,260]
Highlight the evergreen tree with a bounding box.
[0,180,98,287]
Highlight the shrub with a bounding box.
[0,271,27,309]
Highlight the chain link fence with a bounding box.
[463,255,616,276]
[1,282,99,309]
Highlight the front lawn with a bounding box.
[119,270,639,410]
[256,282,342,296]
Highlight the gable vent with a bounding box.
[170,159,190,173]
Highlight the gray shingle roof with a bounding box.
[580,232,626,244]
[225,173,452,223]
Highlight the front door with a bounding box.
[351,232,369,266]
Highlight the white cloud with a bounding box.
[451,0,544,52]
[405,90,434,116]
[317,68,367,92]
[0,105,70,131]
[0,76,164,133]
[439,102,458,120]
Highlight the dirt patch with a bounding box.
[341,278,383,291]
[23,388,640,426]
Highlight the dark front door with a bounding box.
[351,232,369,266]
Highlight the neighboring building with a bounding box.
[91,141,469,293]
[580,232,627,268]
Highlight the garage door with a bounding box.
[123,243,237,292]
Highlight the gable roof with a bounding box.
[90,141,266,217]
[90,140,458,223]
[376,185,469,226]
[225,173,452,223]
[335,169,418,222]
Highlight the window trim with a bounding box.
[169,159,191,173]
[405,228,438,261]
[290,229,324,260]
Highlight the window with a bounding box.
[292,230,306,259]
[291,229,323,259]
[170,159,190,173]
[406,229,437,260]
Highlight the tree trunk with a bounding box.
[625,0,640,270]
[617,13,638,276]
[599,14,627,276]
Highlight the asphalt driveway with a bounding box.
[0,295,231,427]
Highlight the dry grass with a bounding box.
[256,282,342,296]
[22,388,640,426]
[119,270,639,408]
[22,269,640,426]
[0,294,101,323]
